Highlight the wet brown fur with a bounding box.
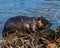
[2,16,51,37]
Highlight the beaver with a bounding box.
[36,16,51,30]
[2,16,51,37]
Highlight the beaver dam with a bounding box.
[0,16,60,48]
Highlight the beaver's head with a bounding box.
[35,16,51,30]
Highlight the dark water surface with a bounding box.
[0,0,60,39]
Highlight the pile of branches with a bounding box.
[0,26,60,48]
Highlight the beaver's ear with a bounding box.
[38,17,41,20]
[38,16,44,20]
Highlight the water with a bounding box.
[0,0,60,39]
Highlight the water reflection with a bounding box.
[0,0,60,39]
